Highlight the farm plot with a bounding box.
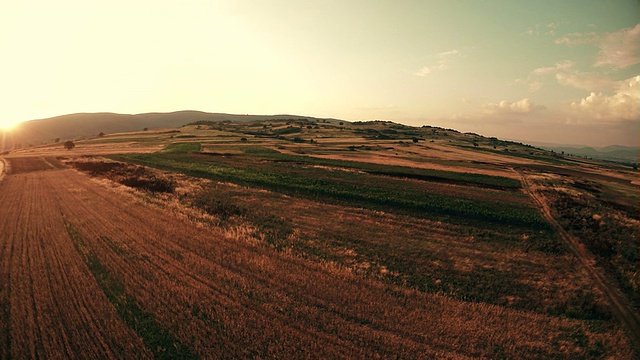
[0,163,151,359]
[0,158,633,358]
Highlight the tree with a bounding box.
[98,132,105,137]
[54,138,60,143]
[412,137,419,143]
[63,141,75,150]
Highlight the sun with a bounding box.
[0,119,21,131]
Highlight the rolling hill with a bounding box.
[3,111,335,149]
[539,144,639,165]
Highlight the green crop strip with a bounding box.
[111,152,549,230]
[240,146,522,190]
[162,142,202,153]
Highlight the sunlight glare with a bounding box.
[0,119,20,131]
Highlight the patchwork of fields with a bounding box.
[1,119,637,358]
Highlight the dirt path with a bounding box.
[518,170,640,353]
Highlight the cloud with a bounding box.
[415,50,461,77]
[594,23,640,68]
[449,98,546,124]
[532,60,574,75]
[553,32,596,45]
[569,75,640,122]
[555,71,616,91]
[523,23,560,36]
[528,80,543,92]
[554,24,640,69]
[526,60,614,92]
[438,89,637,146]
[481,98,546,115]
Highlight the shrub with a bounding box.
[63,141,75,150]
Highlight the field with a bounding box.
[1,119,638,358]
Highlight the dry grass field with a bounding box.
[1,119,637,358]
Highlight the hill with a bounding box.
[3,111,336,149]
[538,144,639,165]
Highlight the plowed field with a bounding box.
[0,157,632,358]
[0,163,151,359]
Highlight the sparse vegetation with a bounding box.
[70,159,176,193]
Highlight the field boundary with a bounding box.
[518,170,640,354]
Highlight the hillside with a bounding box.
[1,117,638,357]
[5,111,637,168]
[3,111,335,149]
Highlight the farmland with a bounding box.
[1,118,638,358]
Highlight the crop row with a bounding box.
[113,152,549,230]
[241,146,522,190]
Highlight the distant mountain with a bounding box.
[3,111,335,149]
[540,145,639,164]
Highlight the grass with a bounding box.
[241,146,522,190]
[161,142,202,153]
[112,151,548,230]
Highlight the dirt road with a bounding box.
[519,171,640,354]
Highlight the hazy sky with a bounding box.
[1,1,638,146]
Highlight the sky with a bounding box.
[1,1,638,147]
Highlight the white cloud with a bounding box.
[528,80,543,92]
[450,98,545,122]
[594,23,640,68]
[527,60,614,92]
[553,32,596,45]
[569,75,640,122]
[523,23,560,36]
[482,98,546,115]
[532,60,574,75]
[415,50,461,77]
[555,71,616,91]
[554,24,640,69]
[415,67,433,76]
[440,89,636,146]
[438,50,460,57]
